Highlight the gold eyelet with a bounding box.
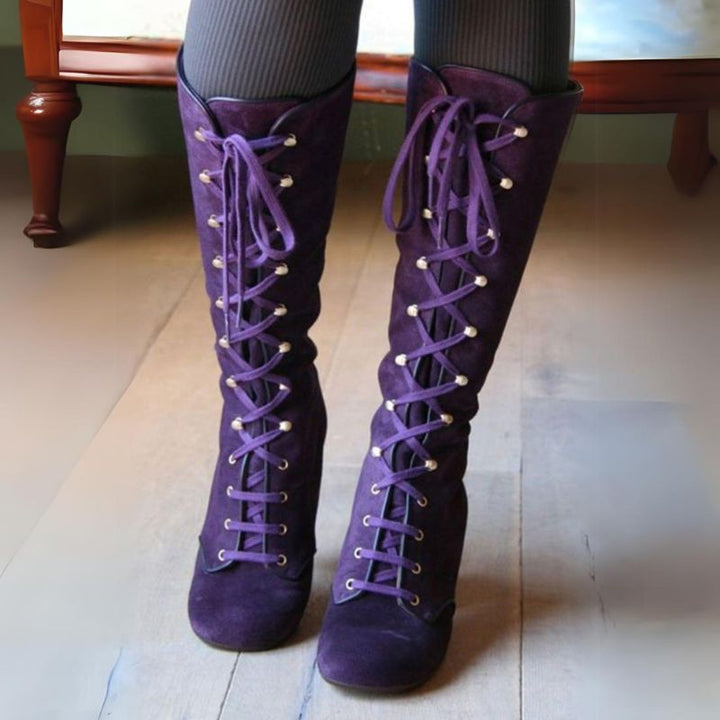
[417,496,428,508]
[410,594,421,606]
[412,562,422,575]
[415,529,425,542]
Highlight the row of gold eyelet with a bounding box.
[361,513,424,542]
[227,454,289,470]
[201,126,297,574]
[217,548,287,566]
[219,485,289,566]
[352,546,421,576]
[344,577,420,606]
[222,518,286,536]
[368,482,428,508]
[351,502,424,603]
[343,125,532,609]
[226,485,288,504]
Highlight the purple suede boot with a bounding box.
[177,49,354,651]
[318,60,582,690]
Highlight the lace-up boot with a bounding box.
[318,59,582,689]
[177,49,354,651]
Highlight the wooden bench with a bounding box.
[17,1,720,248]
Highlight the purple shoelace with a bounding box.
[198,126,299,566]
[351,95,528,604]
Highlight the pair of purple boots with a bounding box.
[178,48,581,691]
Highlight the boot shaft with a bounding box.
[177,52,355,578]
[178,53,355,371]
[384,61,583,432]
[332,60,582,617]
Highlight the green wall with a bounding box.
[0,0,716,164]
[0,0,20,46]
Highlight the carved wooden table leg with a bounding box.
[16,82,82,248]
[667,109,717,195]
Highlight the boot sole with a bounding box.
[192,617,301,653]
[317,663,435,694]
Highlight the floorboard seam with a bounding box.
[319,203,384,387]
[583,532,609,630]
[0,263,203,586]
[95,647,123,720]
[296,658,317,720]
[216,653,240,720]
[0,268,201,585]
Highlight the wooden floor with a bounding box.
[1,155,719,719]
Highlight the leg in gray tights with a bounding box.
[183,0,571,101]
[183,0,363,100]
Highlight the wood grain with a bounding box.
[15,81,81,246]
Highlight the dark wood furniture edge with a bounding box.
[16,82,81,247]
[667,110,717,194]
[57,41,720,110]
[55,41,720,194]
[18,0,82,247]
[19,24,720,249]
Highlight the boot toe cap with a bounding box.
[188,553,312,651]
[317,594,453,691]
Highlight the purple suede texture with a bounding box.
[318,594,453,691]
[177,49,354,650]
[318,59,582,689]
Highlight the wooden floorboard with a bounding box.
[0,155,199,574]
[520,397,720,720]
[0,274,236,718]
